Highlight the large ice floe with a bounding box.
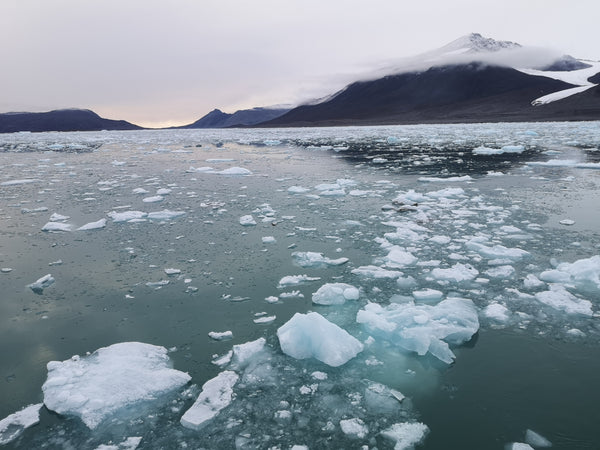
[42,342,191,429]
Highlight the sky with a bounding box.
[1,0,598,128]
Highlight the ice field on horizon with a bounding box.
[1,122,599,448]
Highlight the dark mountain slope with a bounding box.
[262,64,578,126]
[0,109,142,133]
[182,107,289,129]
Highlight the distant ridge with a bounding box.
[0,109,142,133]
[180,107,290,129]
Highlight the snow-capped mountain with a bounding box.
[261,33,600,127]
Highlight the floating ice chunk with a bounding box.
[534,284,593,316]
[77,218,107,231]
[187,166,215,173]
[484,265,515,278]
[526,159,600,169]
[28,274,55,294]
[429,235,451,245]
[431,263,479,283]
[292,251,349,268]
[231,338,267,368]
[142,195,164,203]
[239,215,256,226]
[418,175,472,182]
[95,436,142,450]
[277,312,363,367]
[383,246,417,268]
[133,188,149,194]
[108,211,148,223]
[180,370,239,430]
[483,303,510,322]
[0,403,43,445]
[42,342,191,429]
[472,145,525,155]
[508,443,534,450]
[164,268,181,275]
[523,274,545,289]
[254,315,276,324]
[0,179,39,186]
[279,291,304,299]
[539,255,600,293]
[278,274,320,288]
[373,157,388,164]
[312,283,359,305]
[352,265,404,279]
[147,210,185,221]
[208,331,233,340]
[156,188,172,195]
[49,213,70,222]
[288,186,311,194]
[339,418,368,439]
[42,222,73,232]
[146,280,169,289]
[412,289,443,303]
[525,429,552,448]
[466,240,530,261]
[357,298,479,364]
[380,422,429,450]
[218,167,252,175]
[262,236,276,243]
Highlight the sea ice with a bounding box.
[483,303,510,323]
[218,167,252,175]
[534,284,593,316]
[77,218,107,231]
[383,246,418,268]
[288,186,311,194]
[380,422,429,450]
[292,251,349,268]
[466,240,530,261]
[42,222,72,232]
[28,274,55,294]
[164,268,181,275]
[539,255,600,293]
[49,213,70,222]
[278,274,321,288]
[230,338,267,369]
[0,403,43,445]
[356,298,479,364]
[180,371,239,430]
[412,289,443,303]
[108,211,148,223]
[509,443,534,450]
[339,418,369,439]
[472,145,525,155]
[431,263,479,283]
[352,265,404,279]
[239,215,256,226]
[142,195,164,203]
[312,283,360,305]
[147,210,185,220]
[277,312,363,367]
[42,342,191,429]
[208,331,233,340]
[262,236,276,243]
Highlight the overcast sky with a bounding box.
[1,0,598,127]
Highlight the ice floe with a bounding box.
[77,218,107,231]
[357,298,479,364]
[42,342,191,429]
[28,274,55,294]
[312,283,360,305]
[277,312,363,367]
[292,251,349,268]
[380,422,429,450]
[0,403,43,445]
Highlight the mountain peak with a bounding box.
[442,33,522,54]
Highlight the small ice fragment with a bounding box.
[108,211,148,223]
[77,218,107,231]
[339,418,369,439]
[380,422,429,450]
[42,342,191,429]
[559,219,575,226]
[156,188,172,195]
[145,280,169,289]
[262,236,276,244]
[142,195,164,203]
[509,443,534,450]
[278,274,320,288]
[265,296,279,303]
[239,215,256,226]
[49,213,70,222]
[484,265,515,278]
[95,436,142,450]
[311,371,328,380]
[483,303,510,322]
[164,268,181,276]
[431,263,479,283]
[523,274,545,289]
[288,186,310,194]
[133,188,149,194]
[534,284,592,316]
[180,371,239,430]
[253,315,276,324]
[1,268,13,273]
[312,283,359,305]
[218,167,252,175]
[0,403,43,445]
[42,222,72,232]
[352,265,404,279]
[466,240,529,261]
[277,312,363,367]
[230,338,266,368]
[525,429,552,448]
[147,210,185,221]
[208,331,233,341]
[28,274,55,294]
[292,251,349,268]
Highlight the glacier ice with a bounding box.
[180,371,239,430]
[534,284,593,316]
[28,274,55,294]
[42,342,191,429]
[77,218,107,231]
[277,312,363,367]
[539,255,600,293]
[525,429,552,448]
[357,298,479,364]
[239,214,256,226]
[292,251,349,268]
[431,263,479,283]
[339,417,368,439]
[380,422,429,450]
